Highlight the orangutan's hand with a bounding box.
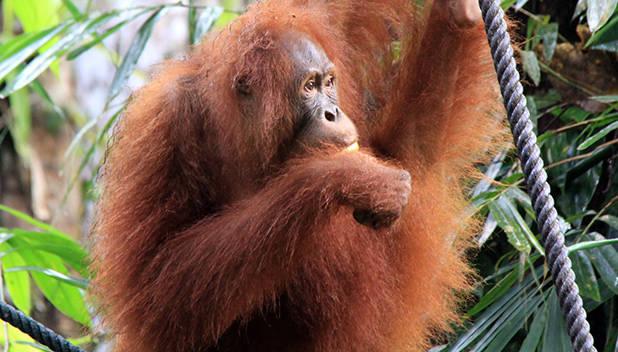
[436,0,482,28]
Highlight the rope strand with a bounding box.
[478,1,596,351]
[0,301,85,352]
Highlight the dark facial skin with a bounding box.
[282,33,358,152]
[281,35,408,229]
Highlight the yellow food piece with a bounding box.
[343,142,359,152]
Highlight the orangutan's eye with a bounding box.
[304,79,316,92]
[325,75,335,88]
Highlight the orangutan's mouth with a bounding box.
[343,141,360,153]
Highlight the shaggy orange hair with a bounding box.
[91,1,505,351]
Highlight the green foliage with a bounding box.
[0,1,226,348]
[445,2,618,350]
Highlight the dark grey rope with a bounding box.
[479,0,596,351]
[0,301,84,352]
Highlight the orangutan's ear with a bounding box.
[233,74,252,97]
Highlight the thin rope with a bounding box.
[0,301,85,352]
[478,0,596,351]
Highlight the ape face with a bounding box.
[283,34,359,154]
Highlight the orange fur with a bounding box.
[91,1,506,351]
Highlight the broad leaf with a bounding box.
[489,196,543,255]
[10,0,61,33]
[599,214,618,229]
[587,0,618,32]
[8,228,89,276]
[587,13,618,46]
[7,238,90,326]
[0,243,32,314]
[586,233,618,294]
[521,50,541,86]
[571,250,602,301]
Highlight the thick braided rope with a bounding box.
[0,301,85,352]
[478,1,596,351]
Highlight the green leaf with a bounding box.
[519,303,547,352]
[568,238,618,253]
[193,6,224,44]
[2,14,114,96]
[586,233,618,294]
[0,325,39,352]
[5,266,88,289]
[501,0,517,9]
[214,11,239,28]
[478,290,543,351]
[506,187,535,219]
[571,250,602,301]
[599,214,618,229]
[10,0,63,74]
[521,50,541,86]
[188,0,197,44]
[560,106,591,123]
[7,239,90,326]
[467,269,518,317]
[478,214,498,247]
[0,243,32,314]
[66,9,149,61]
[11,0,62,33]
[65,96,125,159]
[592,40,618,51]
[0,31,38,61]
[108,7,165,100]
[573,0,587,19]
[0,24,68,84]
[577,121,618,150]
[591,95,618,103]
[514,0,530,10]
[586,0,618,32]
[539,23,559,60]
[0,206,88,275]
[0,204,72,238]
[8,228,89,276]
[542,289,573,352]
[489,196,541,255]
[7,86,32,161]
[61,0,82,19]
[31,79,67,121]
[587,12,618,45]
[64,105,124,201]
[449,273,539,351]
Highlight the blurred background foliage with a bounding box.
[0,0,616,351]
